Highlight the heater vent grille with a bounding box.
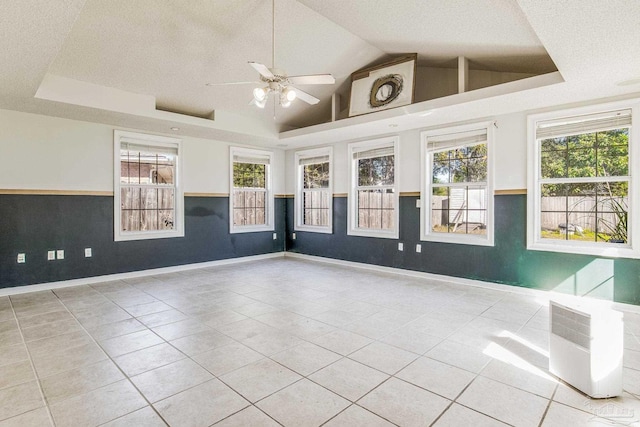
[551,303,591,350]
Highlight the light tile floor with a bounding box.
[0,257,639,426]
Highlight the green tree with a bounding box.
[540,129,628,197]
[303,162,329,188]
[358,155,394,186]
[233,162,265,188]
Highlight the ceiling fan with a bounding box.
[206,0,335,109]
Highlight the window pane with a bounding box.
[233,189,267,226]
[567,147,595,177]
[255,208,265,225]
[121,187,140,209]
[432,160,450,184]
[152,164,175,185]
[256,191,265,208]
[140,188,158,209]
[358,155,394,186]
[302,190,330,226]
[159,210,174,230]
[158,189,174,209]
[233,190,245,208]
[541,129,629,180]
[233,207,245,226]
[357,189,394,230]
[597,129,629,176]
[137,151,167,184]
[304,162,329,189]
[141,210,158,231]
[433,143,487,184]
[431,185,487,235]
[122,210,140,232]
[121,158,140,184]
[540,182,628,243]
[450,159,465,183]
[541,147,567,179]
[234,163,266,188]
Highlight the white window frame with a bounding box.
[295,147,333,233]
[348,136,399,239]
[229,146,274,234]
[527,100,640,258]
[420,122,494,246]
[113,130,184,242]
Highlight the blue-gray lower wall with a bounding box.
[286,195,640,306]
[0,195,285,289]
[3,193,639,306]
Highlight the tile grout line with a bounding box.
[4,258,638,426]
[6,295,57,427]
[536,382,559,427]
[86,278,291,426]
[118,272,538,426]
[49,289,175,427]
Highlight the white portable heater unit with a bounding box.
[549,300,624,398]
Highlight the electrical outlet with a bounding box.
[398,242,404,251]
[56,250,64,260]
[416,199,421,208]
[292,233,296,240]
[17,253,25,263]
[47,250,56,261]
[272,233,277,240]
[416,244,422,253]
[84,248,92,257]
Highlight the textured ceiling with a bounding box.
[1,1,640,147]
[299,0,556,73]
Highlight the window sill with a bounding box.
[527,240,640,259]
[115,229,184,242]
[230,225,274,234]
[421,233,494,247]
[294,225,333,234]
[347,228,399,239]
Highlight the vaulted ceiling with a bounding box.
[2,1,640,147]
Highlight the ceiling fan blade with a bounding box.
[248,62,274,79]
[292,87,320,105]
[206,81,257,86]
[288,74,335,85]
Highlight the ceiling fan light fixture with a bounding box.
[280,100,291,108]
[283,87,296,102]
[253,87,269,102]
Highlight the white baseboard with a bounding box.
[284,252,640,314]
[0,252,285,297]
[3,250,638,315]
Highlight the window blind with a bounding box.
[233,154,270,165]
[536,109,632,140]
[299,155,330,166]
[121,142,178,156]
[427,128,487,152]
[353,146,394,160]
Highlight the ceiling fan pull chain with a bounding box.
[272,0,275,69]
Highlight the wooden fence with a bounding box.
[540,196,626,231]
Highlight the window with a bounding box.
[295,147,333,233]
[230,147,274,233]
[114,130,183,241]
[528,101,639,258]
[421,123,494,246]
[348,137,399,239]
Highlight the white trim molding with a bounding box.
[527,99,640,259]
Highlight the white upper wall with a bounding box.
[284,111,528,195]
[0,109,285,194]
